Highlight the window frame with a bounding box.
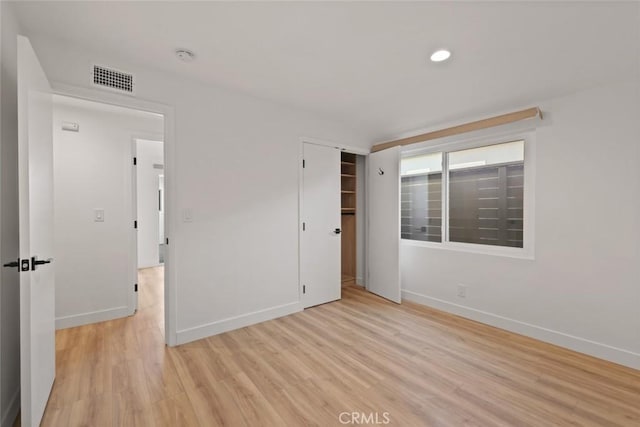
[400,130,535,259]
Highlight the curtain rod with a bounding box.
[371,107,542,153]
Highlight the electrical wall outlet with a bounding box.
[457,284,467,298]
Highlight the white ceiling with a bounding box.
[13,1,640,141]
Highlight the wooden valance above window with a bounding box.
[371,107,542,153]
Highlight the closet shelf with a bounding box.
[341,174,356,178]
[341,190,356,194]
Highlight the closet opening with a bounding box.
[340,151,365,288]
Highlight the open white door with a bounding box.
[367,147,401,303]
[17,35,55,427]
[300,143,341,308]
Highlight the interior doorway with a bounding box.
[340,151,366,288]
[159,175,165,264]
[52,95,165,325]
[134,138,165,270]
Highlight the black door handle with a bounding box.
[334,228,342,234]
[3,260,19,268]
[31,256,53,271]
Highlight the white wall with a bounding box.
[0,3,22,425]
[136,138,163,268]
[31,36,373,344]
[401,78,640,369]
[53,99,163,328]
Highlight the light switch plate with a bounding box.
[94,209,105,222]
[182,209,193,223]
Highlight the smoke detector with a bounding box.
[175,49,196,62]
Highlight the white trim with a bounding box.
[364,155,370,291]
[176,302,302,345]
[442,151,449,243]
[55,306,130,330]
[400,130,536,260]
[0,389,19,427]
[52,82,165,116]
[402,290,640,370]
[138,262,164,269]
[356,155,368,290]
[401,129,532,160]
[130,139,138,314]
[298,141,304,304]
[298,137,368,307]
[163,102,177,347]
[131,132,163,144]
[50,82,178,346]
[401,239,535,260]
[299,136,370,156]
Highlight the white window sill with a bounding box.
[401,239,535,260]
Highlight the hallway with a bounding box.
[42,267,173,426]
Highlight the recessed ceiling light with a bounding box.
[175,49,196,62]
[430,49,451,63]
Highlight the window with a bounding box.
[401,140,525,249]
[401,153,443,242]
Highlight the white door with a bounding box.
[17,35,55,427]
[367,147,401,303]
[301,143,341,308]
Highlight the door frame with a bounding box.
[51,82,178,346]
[131,139,138,314]
[297,137,369,304]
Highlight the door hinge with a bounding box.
[302,159,305,168]
[165,237,169,245]
[133,157,137,165]
[134,283,138,292]
[134,220,138,229]
[303,285,306,294]
[302,222,306,231]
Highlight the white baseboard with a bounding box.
[56,306,130,330]
[1,389,19,427]
[402,290,640,370]
[176,301,302,345]
[138,263,163,270]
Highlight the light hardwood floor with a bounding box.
[38,266,640,426]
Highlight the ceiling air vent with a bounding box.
[92,65,135,94]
